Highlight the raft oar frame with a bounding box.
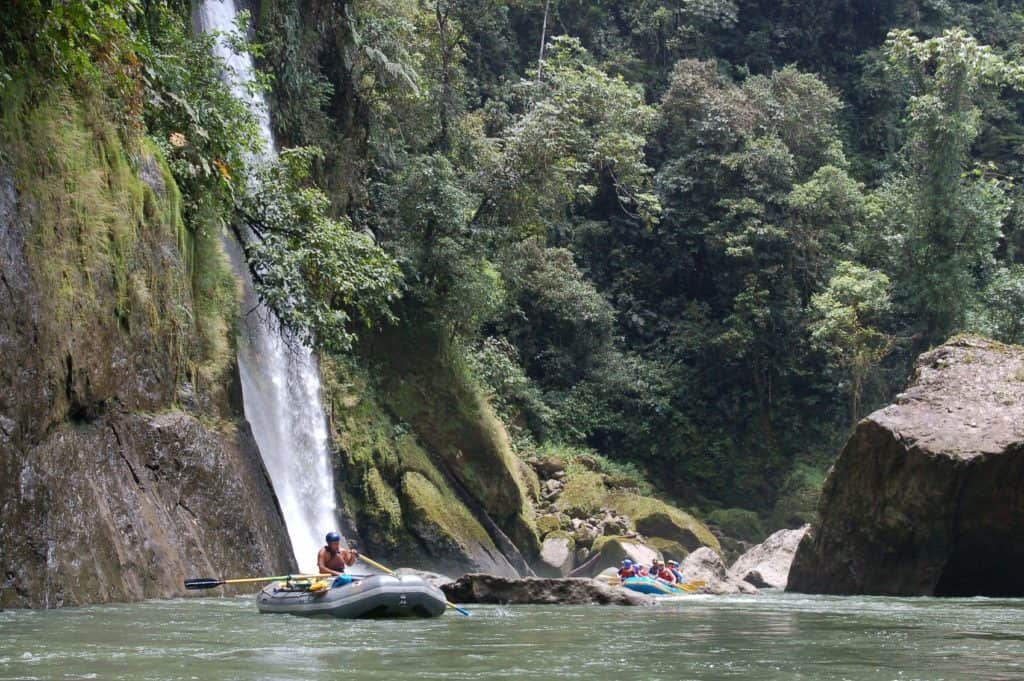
[184,574,333,590]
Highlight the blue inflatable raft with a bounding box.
[621,576,683,596]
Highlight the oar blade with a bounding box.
[184,578,225,590]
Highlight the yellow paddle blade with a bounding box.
[677,579,706,592]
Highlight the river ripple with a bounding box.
[1,591,1022,680]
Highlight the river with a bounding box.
[1,592,1021,680]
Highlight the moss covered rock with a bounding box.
[517,458,542,503]
[555,471,606,517]
[360,468,406,550]
[0,85,293,606]
[536,514,562,536]
[648,537,689,563]
[609,493,721,555]
[364,319,540,563]
[401,471,516,575]
[589,537,662,575]
[322,356,521,576]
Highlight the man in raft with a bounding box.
[651,559,677,585]
[317,531,359,576]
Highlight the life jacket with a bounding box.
[657,567,677,584]
[322,545,348,572]
[618,566,635,579]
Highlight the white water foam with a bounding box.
[194,0,338,573]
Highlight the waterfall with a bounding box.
[194,0,338,573]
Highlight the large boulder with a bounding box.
[531,455,567,479]
[729,525,809,589]
[555,472,606,517]
[537,531,576,577]
[608,493,721,554]
[680,547,758,595]
[788,337,1024,596]
[442,574,653,606]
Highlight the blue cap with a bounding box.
[326,531,341,543]
[621,559,633,566]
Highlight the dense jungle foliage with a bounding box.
[5,0,1024,527]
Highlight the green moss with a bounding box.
[322,355,401,478]
[538,442,651,494]
[543,530,576,550]
[364,318,539,556]
[186,204,236,392]
[609,492,721,554]
[591,535,614,554]
[555,471,606,517]
[401,471,494,549]
[536,514,562,536]
[588,536,661,574]
[361,468,405,548]
[647,537,689,562]
[1,81,200,411]
[395,434,447,490]
[516,457,542,502]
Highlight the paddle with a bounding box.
[358,555,471,617]
[674,579,706,592]
[184,573,331,590]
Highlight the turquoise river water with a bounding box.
[1,591,1022,680]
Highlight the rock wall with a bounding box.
[322,346,534,578]
[0,88,294,607]
[788,337,1024,596]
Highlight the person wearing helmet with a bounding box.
[317,531,359,576]
[667,559,684,583]
[654,559,677,585]
[617,559,639,579]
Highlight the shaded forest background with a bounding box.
[5,0,1024,533]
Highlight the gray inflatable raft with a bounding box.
[257,574,448,618]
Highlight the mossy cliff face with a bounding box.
[0,87,293,607]
[321,315,544,576]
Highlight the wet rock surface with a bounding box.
[729,525,809,589]
[788,337,1024,596]
[1,411,293,607]
[0,128,294,608]
[442,573,654,606]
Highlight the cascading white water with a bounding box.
[194,0,338,573]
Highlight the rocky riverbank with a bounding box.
[438,524,809,603]
[523,454,722,578]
